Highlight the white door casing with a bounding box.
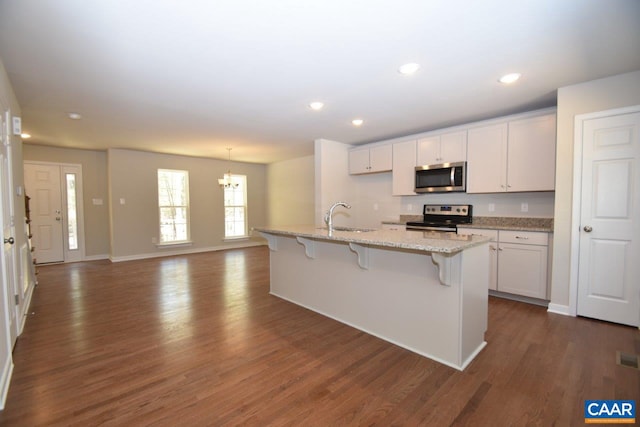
[572,107,640,327]
[24,163,64,264]
[1,106,17,346]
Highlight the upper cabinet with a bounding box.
[392,140,417,196]
[467,114,556,193]
[349,144,392,175]
[466,123,508,193]
[506,114,557,192]
[417,131,467,166]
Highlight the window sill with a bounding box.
[223,236,250,242]
[156,240,193,249]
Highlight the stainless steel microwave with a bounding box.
[415,161,466,193]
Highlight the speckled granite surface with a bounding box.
[253,225,490,254]
[382,216,553,232]
[464,217,553,232]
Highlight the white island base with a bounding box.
[259,229,490,371]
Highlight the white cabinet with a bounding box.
[457,228,549,299]
[506,114,556,192]
[466,114,556,193]
[392,140,417,196]
[498,231,548,299]
[457,228,498,291]
[417,131,467,166]
[466,124,507,193]
[349,145,392,174]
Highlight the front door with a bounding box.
[24,163,64,264]
[576,109,640,327]
[1,107,17,346]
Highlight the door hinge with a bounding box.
[14,295,19,305]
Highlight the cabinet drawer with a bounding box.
[381,223,406,231]
[457,227,498,241]
[499,230,548,246]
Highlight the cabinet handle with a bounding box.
[515,236,529,240]
[498,247,503,251]
[489,246,497,251]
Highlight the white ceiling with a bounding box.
[1,0,639,163]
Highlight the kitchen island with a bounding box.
[253,225,490,370]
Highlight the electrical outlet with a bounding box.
[488,203,495,212]
[521,202,529,212]
[152,237,157,244]
[407,204,413,211]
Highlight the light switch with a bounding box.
[120,198,126,205]
[92,198,103,205]
[488,203,495,212]
[521,202,528,212]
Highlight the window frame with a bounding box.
[223,174,248,240]
[157,168,191,245]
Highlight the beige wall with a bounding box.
[22,145,109,258]
[266,155,314,226]
[108,148,266,260]
[551,70,640,307]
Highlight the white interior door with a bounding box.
[1,108,17,346]
[577,110,640,327]
[24,163,64,264]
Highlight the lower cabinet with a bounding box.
[458,228,549,299]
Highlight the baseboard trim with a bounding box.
[0,357,14,410]
[83,254,110,261]
[547,303,572,317]
[488,290,549,307]
[109,241,267,263]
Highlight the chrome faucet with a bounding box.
[324,201,351,232]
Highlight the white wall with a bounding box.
[551,70,640,308]
[314,139,356,227]
[266,155,314,226]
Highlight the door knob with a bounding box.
[56,217,61,221]
[583,225,593,232]
[4,237,14,245]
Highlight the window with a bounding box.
[158,169,190,243]
[65,173,78,250]
[224,175,247,238]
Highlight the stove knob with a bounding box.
[462,208,467,213]
[456,208,460,212]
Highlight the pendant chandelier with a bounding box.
[218,148,239,189]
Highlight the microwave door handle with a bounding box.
[450,167,455,186]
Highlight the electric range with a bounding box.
[406,204,472,232]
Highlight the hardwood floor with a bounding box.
[1,246,638,426]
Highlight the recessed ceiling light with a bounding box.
[499,73,521,84]
[309,101,324,111]
[352,119,364,127]
[398,63,421,75]
[68,112,82,120]
[20,133,31,139]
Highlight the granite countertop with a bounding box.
[382,215,553,233]
[253,225,490,254]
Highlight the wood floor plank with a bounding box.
[0,247,638,426]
